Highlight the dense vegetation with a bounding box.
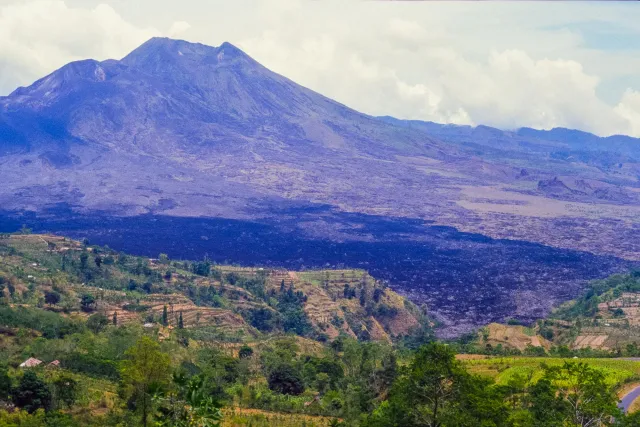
[555,271,640,320]
[1,234,640,426]
[2,322,640,426]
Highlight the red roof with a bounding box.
[19,358,43,368]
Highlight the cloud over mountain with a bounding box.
[0,0,639,136]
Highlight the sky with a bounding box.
[1,0,639,137]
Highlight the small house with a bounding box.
[19,358,43,368]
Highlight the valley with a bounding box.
[0,209,632,337]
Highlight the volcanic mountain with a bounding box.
[1,37,639,334]
[0,38,453,216]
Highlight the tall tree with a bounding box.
[530,362,620,427]
[364,343,507,427]
[0,365,11,400]
[120,337,171,427]
[12,371,51,414]
[79,252,89,270]
[51,374,79,409]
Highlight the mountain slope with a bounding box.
[0,38,637,259]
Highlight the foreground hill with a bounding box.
[4,235,640,425]
[0,233,426,344]
[1,37,639,334]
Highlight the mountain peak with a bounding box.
[122,37,248,65]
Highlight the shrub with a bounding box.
[268,364,305,396]
[239,346,254,359]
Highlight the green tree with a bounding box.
[87,313,109,334]
[155,374,222,427]
[365,343,507,427]
[178,311,184,329]
[0,365,11,400]
[44,291,61,307]
[527,378,566,427]
[162,305,168,327]
[51,375,78,409]
[13,371,52,413]
[620,411,640,426]
[79,253,89,270]
[531,362,621,427]
[267,363,305,396]
[120,337,171,427]
[316,372,330,394]
[80,294,95,313]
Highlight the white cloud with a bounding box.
[615,90,640,136]
[0,0,158,92]
[0,0,190,94]
[168,21,191,38]
[236,4,640,136]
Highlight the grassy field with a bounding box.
[463,356,640,388]
[222,408,336,427]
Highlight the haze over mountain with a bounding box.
[1,37,638,334]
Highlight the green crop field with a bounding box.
[463,357,640,388]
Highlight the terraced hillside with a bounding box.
[475,323,552,353]
[0,233,426,344]
[468,271,640,355]
[545,271,640,352]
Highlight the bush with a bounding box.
[268,364,305,396]
[61,353,119,379]
[239,346,254,359]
